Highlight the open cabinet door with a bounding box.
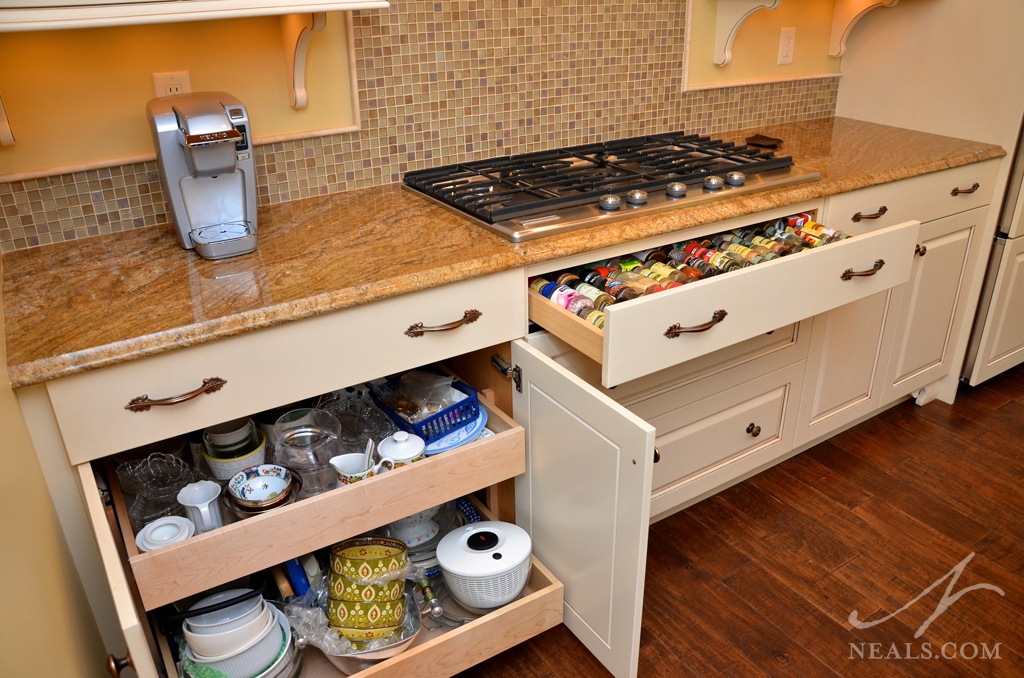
[511,339,655,678]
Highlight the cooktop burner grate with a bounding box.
[404,132,796,224]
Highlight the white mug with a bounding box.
[176,480,224,534]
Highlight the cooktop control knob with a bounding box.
[626,189,649,205]
[666,182,687,198]
[725,171,746,186]
[598,194,622,210]
[703,175,725,190]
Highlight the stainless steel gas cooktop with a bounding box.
[402,131,820,242]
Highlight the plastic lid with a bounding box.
[187,588,261,627]
[436,521,531,578]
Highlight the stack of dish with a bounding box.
[182,590,294,678]
[134,516,194,553]
[202,418,268,481]
[327,538,408,643]
[220,465,301,521]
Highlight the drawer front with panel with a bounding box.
[823,160,999,234]
[530,220,920,387]
[646,361,804,518]
[48,269,525,464]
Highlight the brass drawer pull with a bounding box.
[841,259,885,281]
[951,182,980,196]
[915,244,928,257]
[107,652,133,677]
[405,309,482,338]
[852,205,887,222]
[665,309,728,338]
[125,377,227,412]
[746,423,761,437]
[654,446,661,463]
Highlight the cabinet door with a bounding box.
[512,339,655,678]
[882,208,984,404]
[794,290,898,448]
[964,234,1024,383]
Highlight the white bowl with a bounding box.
[185,600,270,658]
[135,516,195,553]
[202,432,267,481]
[206,417,254,447]
[186,589,264,635]
[186,606,283,678]
[252,608,293,678]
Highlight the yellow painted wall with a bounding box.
[0,256,108,678]
[0,13,355,176]
[688,0,840,88]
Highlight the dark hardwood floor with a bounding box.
[458,363,1024,677]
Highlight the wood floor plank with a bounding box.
[808,440,990,548]
[650,509,751,579]
[973,532,1024,577]
[827,424,911,472]
[637,641,699,678]
[525,624,614,678]
[775,452,873,510]
[454,634,553,678]
[647,548,841,678]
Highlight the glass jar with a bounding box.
[273,408,341,499]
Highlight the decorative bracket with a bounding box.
[829,0,899,57]
[281,12,327,110]
[714,0,782,67]
[0,89,14,146]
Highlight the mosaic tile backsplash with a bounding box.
[0,0,839,252]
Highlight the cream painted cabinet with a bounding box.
[794,290,898,448]
[881,207,986,404]
[964,234,1024,383]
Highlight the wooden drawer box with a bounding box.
[49,269,525,464]
[77,402,563,678]
[529,221,920,388]
[647,361,804,518]
[823,159,999,233]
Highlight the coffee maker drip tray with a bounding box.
[190,221,257,260]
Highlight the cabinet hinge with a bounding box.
[491,354,522,393]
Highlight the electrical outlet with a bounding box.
[778,28,795,65]
[153,71,192,98]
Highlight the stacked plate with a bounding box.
[182,590,292,678]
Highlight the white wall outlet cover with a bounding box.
[778,27,796,65]
[153,71,192,98]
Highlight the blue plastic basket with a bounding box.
[370,377,480,444]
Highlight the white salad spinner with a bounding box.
[436,521,532,609]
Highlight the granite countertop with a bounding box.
[2,117,1005,387]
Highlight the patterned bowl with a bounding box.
[328,572,404,603]
[329,624,403,642]
[227,465,293,509]
[327,598,405,629]
[330,537,408,581]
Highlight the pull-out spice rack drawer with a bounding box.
[48,268,525,464]
[529,220,921,387]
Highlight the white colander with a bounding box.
[436,521,532,609]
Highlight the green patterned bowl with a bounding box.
[328,572,404,603]
[329,537,408,581]
[330,624,403,642]
[327,598,405,628]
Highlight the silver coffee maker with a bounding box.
[147,92,258,259]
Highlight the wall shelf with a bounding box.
[714,0,782,67]
[830,0,899,57]
[0,0,388,33]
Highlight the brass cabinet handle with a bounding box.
[653,447,661,463]
[405,309,482,338]
[852,206,888,222]
[746,423,761,437]
[107,652,133,677]
[665,309,728,338]
[841,259,885,281]
[915,244,928,257]
[951,182,980,196]
[125,377,227,412]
